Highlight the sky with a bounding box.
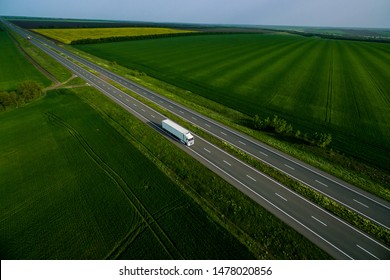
[1,0,389,28]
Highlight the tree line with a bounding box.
[253,114,332,148]
[0,81,44,111]
[70,31,260,45]
[284,30,390,44]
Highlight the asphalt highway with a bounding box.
[4,20,390,259]
[25,30,390,231]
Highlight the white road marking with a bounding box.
[188,148,354,259]
[180,111,184,114]
[151,115,155,118]
[169,105,173,108]
[312,216,327,227]
[315,180,328,187]
[204,148,211,153]
[141,109,145,112]
[220,131,227,136]
[223,160,231,166]
[126,99,129,102]
[239,141,246,146]
[353,199,369,208]
[259,151,269,157]
[133,104,137,107]
[246,175,257,182]
[275,193,288,202]
[284,164,295,170]
[119,95,122,97]
[192,117,197,120]
[356,244,379,260]
[205,123,211,127]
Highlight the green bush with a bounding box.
[0,81,43,111]
[253,114,332,148]
[17,80,43,102]
[0,92,13,110]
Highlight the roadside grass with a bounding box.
[62,76,87,87]
[0,30,50,91]
[33,27,196,44]
[0,89,255,260]
[75,34,390,170]
[8,28,72,83]
[66,44,390,203]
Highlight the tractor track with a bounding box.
[45,112,184,260]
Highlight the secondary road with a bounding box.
[4,20,390,259]
[18,26,390,231]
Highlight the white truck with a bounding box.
[162,119,194,146]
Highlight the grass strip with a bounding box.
[7,27,72,83]
[0,29,50,90]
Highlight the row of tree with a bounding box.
[0,81,44,111]
[284,30,390,43]
[70,32,198,45]
[70,31,258,45]
[253,114,332,148]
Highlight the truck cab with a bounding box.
[184,133,194,146]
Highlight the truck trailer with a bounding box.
[162,119,194,146]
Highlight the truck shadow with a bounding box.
[145,120,183,146]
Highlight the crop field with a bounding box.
[76,34,390,168]
[0,89,253,259]
[32,27,195,44]
[0,30,50,91]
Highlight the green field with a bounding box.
[33,27,195,44]
[76,34,390,168]
[0,30,50,91]
[0,89,254,259]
